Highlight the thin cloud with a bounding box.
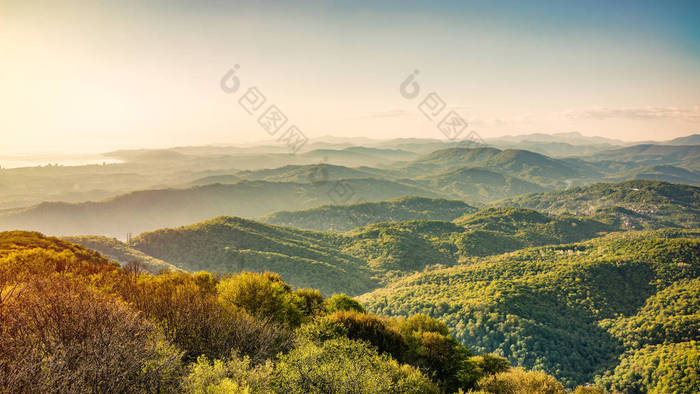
[564,106,700,122]
[352,109,414,120]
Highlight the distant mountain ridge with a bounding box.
[664,133,700,145]
[0,179,440,236]
[585,144,700,170]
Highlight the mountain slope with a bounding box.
[130,216,377,295]
[586,144,700,170]
[498,180,700,228]
[260,196,476,232]
[236,164,379,183]
[129,207,620,295]
[0,179,440,236]
[665,133,700,146]
[359,229,700,387]
[596,277,700,392]
[413,167,546,201]
[406,147,584,180]
[607,164,700,185]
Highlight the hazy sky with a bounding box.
[2,0,700,154]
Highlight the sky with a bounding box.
[1,0,700,154]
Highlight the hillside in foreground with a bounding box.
[2,230,585,393]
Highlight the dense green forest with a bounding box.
[123,207,621,295]
[1,231,597,393]
[499,180,700,229]
[359,229,699,389]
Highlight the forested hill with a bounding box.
[411,167,547,202]
[402,147,588,183]
[130,216,377,296]
[260,196,477,232]
[498,180,700,229]
[126,208,618,296]
[359,229,700,390]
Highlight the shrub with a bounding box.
[0,276,183,393]
[326,293,366,313]
[181,354,273,394]
[273,337,439,393]
[470,354,511,376]
[217,271,304,326]
[295,288,326,317]
[325,311,408,361]
[477,368,567,394]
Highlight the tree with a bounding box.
[114,271,293,363]
[477,368,567,394]
[397,314,479,392]
[326,293,366,313]
[181,354,273,394]
[325,311,408,362]
[273,337,439,393]
[0,276,182,393]
[470,354,511,376]
[217,271,304,326]
[295,288,326,317]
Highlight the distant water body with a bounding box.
[0,154,123,169]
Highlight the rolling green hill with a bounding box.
[498,180,700,228]
[186,174,241,186]
[130,216,378,296]
[5,230,579,393]
[359,229,700,388]
[260,197,476,232]
[0,230,111,264]
[454,207,614,245]
[128,207,620,295]
[300,147,418,166]
[480,149,581,179]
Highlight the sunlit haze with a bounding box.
[2,0,699,155]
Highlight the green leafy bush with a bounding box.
[273,337,439,393]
